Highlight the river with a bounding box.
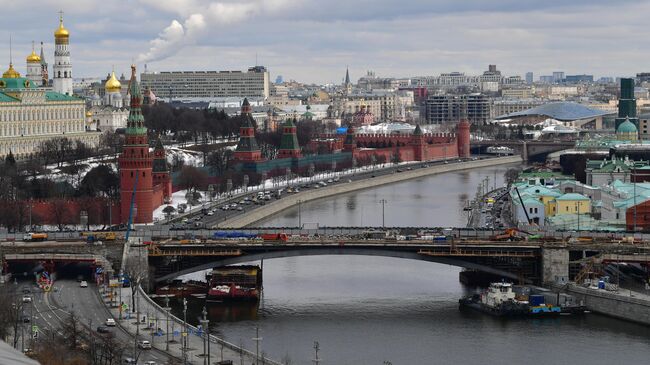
[171,164,650,365]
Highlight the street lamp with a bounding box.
[252,326,262,365]
[164,296,170,351]
[297,200,302,229]
[379,199,387,228]
[200,306,211,365]
[312,341,321,365]
[183,298,188,365]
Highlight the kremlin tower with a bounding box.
[118,65,172,224]
[53,12,72,95]
[119,65,154,224]
[277,118,302,159]
[233,98,263,162]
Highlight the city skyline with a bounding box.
[0,0,649,83]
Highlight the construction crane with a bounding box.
[125,171,139,242]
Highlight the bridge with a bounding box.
[471,140,575,161]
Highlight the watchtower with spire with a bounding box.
[278,118,302,159]
[119,65,154,224]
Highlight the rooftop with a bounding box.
[496,102,613,121]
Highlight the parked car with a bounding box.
[105,318,116,327]
[22,296,32,303]
[97,326,110,333]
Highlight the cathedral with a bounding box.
[0,13,99,158]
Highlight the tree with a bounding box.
[206,148,233,176]
[0,284,22,344]
[163,205,176,221]
[79,165,120,198]
[60,311,81,350]
[504,168,521,186]
[177,165,208,194]
[49,198,72,231]
[123,253,148,315]
[4,150,16,173]
[391,148,402,165]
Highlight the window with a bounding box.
[130,171,133,177]
[566,206,569,212]
[142,172,145,177]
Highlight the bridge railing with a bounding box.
[135,286,282,365]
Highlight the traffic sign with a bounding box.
[31,325,39,333]
[96,267,103,274]
[173,330,180,337]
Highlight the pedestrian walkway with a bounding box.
[104,286,281,365]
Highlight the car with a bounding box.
[239,200,246,204]
[207,211,214,216]
[80,281,88,288]
[138,340,152,349]
[327,179,333,183]
[105,318,116,327]
[22,288,30,294]
[21,315,30,323]
[144,361,157,365]
[230,203,238,208]
[124,357,137,364]
[182,218,189,224]
[22,296,32,303]
[396,169,404,173]
[406,167,412,171]
[444,161,449,164]
[96,326,110,333]
[221,205,229,210]
[237,206,243,211]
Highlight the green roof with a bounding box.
[0,77,37,90]
[556,193,590,201]
[45,91,80,101]
[617,119,638,133]
[0,92,18,102]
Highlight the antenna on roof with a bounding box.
[9,33,12,65]
[255,52,258,67]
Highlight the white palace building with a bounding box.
[0,13,99,158]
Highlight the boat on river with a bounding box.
[459,282,529,316]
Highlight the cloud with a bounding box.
[137,0,294,63]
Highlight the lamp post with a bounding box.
[200,306,210,365]
[297,200,302,229]
[252,326,262,365]
[312,341,321,365]
[379,199,387,228]
[164,296,170,351]
[182,298,188,365]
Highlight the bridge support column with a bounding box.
[522,141,528,161]
[541,248,569,285]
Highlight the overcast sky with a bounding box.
[0,0,647,84]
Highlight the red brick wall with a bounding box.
[626,201,650,231]
[23,198,121,226]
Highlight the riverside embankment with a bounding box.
[218,155,522,228]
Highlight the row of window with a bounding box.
[0,106,83,122]
[0,122,83,137]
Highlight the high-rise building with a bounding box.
[552,71,565,84]
[615,78,638,135]
[425,94,490,125]
[53,13,73,95]
[565,74,594,83]
[525,72,533,85]
[140,66,270,100]
[636,72,650,85]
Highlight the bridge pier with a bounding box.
[541,248,569,285]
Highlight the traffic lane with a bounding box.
[173,158,473,227]
[52,280,170,363]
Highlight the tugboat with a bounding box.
[207,265,262,302]
[459,282,529,316]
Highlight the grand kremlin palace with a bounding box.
[0,15,99,158]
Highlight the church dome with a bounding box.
[2,63,20,78]
[617,118,637,134]
[54,16,70,40]
[105,71,122,93]
[26,50,41,63]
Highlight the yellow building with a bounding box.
[552,193,591,216]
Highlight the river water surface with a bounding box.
[172,165,650,365]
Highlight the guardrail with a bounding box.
[135,285,282,365]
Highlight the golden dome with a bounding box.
[54,16,70,40]
[2,63,21,78]
[85,111,93,118]
[26,50,41,63]
[105,71,122,93]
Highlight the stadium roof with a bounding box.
[496,102,613,121]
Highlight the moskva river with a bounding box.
[172,165,650,365]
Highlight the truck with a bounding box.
[81,232,117,242]
[260,233,289,242]
[23,233,48,242]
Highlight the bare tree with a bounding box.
[0,284,22,345]
[177,165,208,194]
[123,253,148,313]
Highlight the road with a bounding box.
[22,278,173,364]
[168,156,485,230]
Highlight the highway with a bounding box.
[18,276,173,364]
[170,156,483,230]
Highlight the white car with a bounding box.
[22,296,32,303]
[105,318,116,327]
[80,281,88,288]
[207,211,214,216]
[138,340,152,349]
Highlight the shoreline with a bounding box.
[217,155,523,228]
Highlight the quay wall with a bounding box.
[557,284,650,326]
[219,155,523,228]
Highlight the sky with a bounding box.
[0,0,648,84]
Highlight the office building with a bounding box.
[140,66,271,101]
[525,72,533,85]
[425,94,490,125]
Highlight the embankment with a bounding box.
[218,155,523,228]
